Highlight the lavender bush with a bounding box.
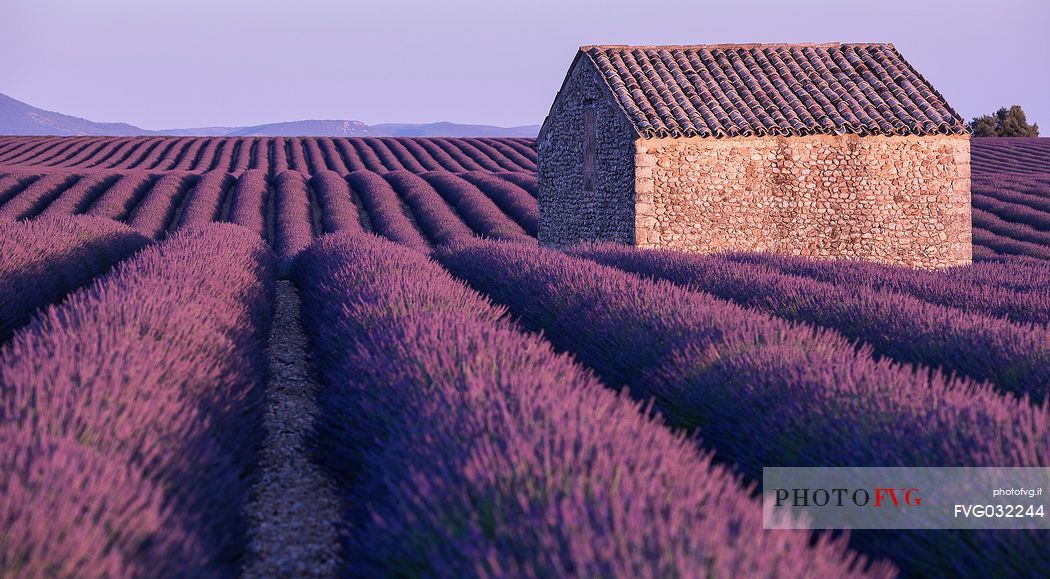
[974,192,1050,231]
[362,138,406,172]
[973,225,1050,261]
[227,169,269,238]
[442,138,503,171]
[453,139,518,171]
[174,170,235,229]
[0,139,74,165]
[0,215,150,342]
[346,138,388,172]
[302,138,330,174]
[271,137,290,173]
[2,137,537,174]
[500,138,538,163]
[294,231,887,578]
[378,138,429,172]
[0,173,31,207]
[725,252,1050,326]
[82,139,132,169]
[333,139,369,172]
[438,240,1049,577]
[119,137,168,171]
[947,258,1050,292]
[421,171,531,242]
[0,173,79,221]
[273,170,315,271]
[171,139,208,172]
[572,245,1050,400]
[65,138,122,168]
[346,169,429,250]
[317,138,351,174]
[974,206,1050,248]
[189,139,221,172]
[0,223,275,575]
[84,172,156,221]
[383,169,475,246]
[974,174,1050,214]
[52,138,112,168]
[457,170,539,235]
[430,138,485,171]
[0,427,203,577]
[392,138,445,171]
[230,138,254,173]
[478,138,536,172]
[414,139,468,171]
[127,173,195,238]
[492,170,537,198]
[971,139,1050,174]
[287,138,310,173]
[309,170,364,234]
[37,173,121,219]
[211,139,235,173]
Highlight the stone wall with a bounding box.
[635,135,972,268]
[537,57,636,246]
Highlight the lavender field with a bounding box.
[1,136,1049,577]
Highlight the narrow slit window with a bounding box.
[583,101,596,192]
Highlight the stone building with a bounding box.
[536,43,972,267]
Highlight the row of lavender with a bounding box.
[968,138,1050,260]
[548,239,1050,402]
[3,217,1047,576]
[0,218,868,577]
[6,170,1050,270]
[586,244,1050,399]
[2,139,1046,577]
[292,231,891,577]
[970,137,1050,175]
[0,217,149,341]
[3,165,1048,400]
[0,168,536,262]
[5,173,1048,264]
[972,172,1050,261]
[0,219,881,575]
[0,219,887,576]
[0,136,537,175]
[437,239,1050,577]
[1,135,1038,176]
[1,221,274,575]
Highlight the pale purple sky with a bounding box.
[1,0,1047,130]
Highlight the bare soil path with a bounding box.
[243,280,341,578]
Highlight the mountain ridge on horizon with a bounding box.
[0,92,539,138]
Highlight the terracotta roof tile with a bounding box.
[579,43,967,138]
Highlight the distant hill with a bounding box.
[162,126,241,137]
[0,92,539,137]
[370,121,540,138]
[226,119,372,137]
[0,92,146,136]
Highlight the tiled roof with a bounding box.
[576,43,967,139]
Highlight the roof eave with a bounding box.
[537,50,585,145]
[579,48,644,140]
[538,48,642,145]
[580,43,969,139]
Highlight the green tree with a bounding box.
[968,105,1039,137]
[969,114,999,136]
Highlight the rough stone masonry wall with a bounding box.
[538,58,636,246]
[635,135,972,268]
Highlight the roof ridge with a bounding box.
[547,43,967,139]
[580,42,894,51]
